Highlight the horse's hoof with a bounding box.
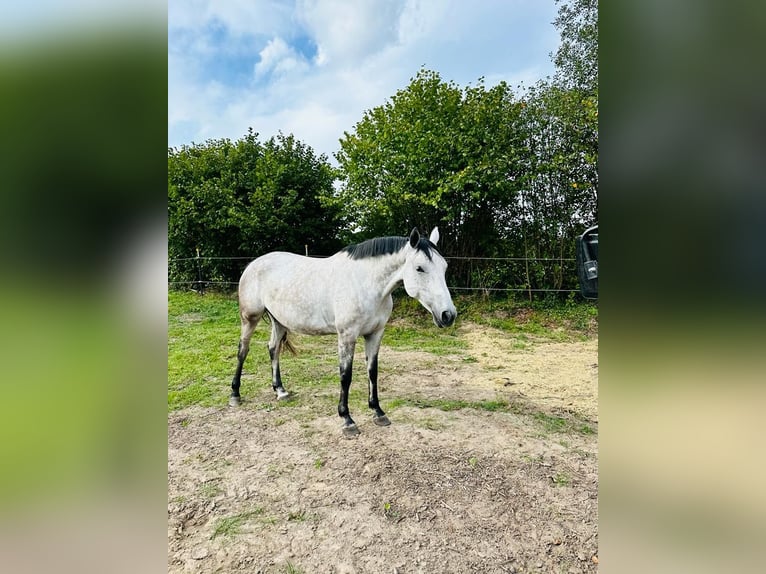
[373,415,391,427]
[275,389,290,401]
[342,424,360,438]
[229,396,241,407]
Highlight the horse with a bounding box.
[229,227,457,436]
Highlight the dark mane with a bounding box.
[341,236,440,261]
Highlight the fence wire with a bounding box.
[168,255,580,294]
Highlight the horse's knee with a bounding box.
[238,335,252,353]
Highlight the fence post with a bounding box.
[195,247,204,294]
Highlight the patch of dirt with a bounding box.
[461,323,596,420]
[169,324,598,573]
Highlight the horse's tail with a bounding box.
[282,332,298,355]
[262,309,297,355]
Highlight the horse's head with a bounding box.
[402,227,457,328]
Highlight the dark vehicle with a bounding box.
[576,225,598,299]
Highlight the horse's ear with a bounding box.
[429,227,440,245]
[409,227,420,248]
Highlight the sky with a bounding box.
[169,0,560,162]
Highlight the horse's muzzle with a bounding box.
[434,309,456,328]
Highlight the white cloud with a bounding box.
[168,0,560,160]
[255,37,309,78]
[169,0,292,38]
[396,0,450,44]
[297,0,405,67]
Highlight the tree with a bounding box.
[334,69,526,286]
[503,0,598,293]
[513,83,597,291]
[553,0,598,95]
[168,129,340,285]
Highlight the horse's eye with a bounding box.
[416,266,425,273]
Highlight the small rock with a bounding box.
[191,547,209,560]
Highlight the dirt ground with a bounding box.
[168,323,598,573]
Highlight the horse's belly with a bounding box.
[291,324,337,336]
[262,291,336,335]
[264,295,388,337]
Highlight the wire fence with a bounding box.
[168,254,581,295]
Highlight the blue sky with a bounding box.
[168,0,560,162]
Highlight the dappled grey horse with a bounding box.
[230,227,457,436]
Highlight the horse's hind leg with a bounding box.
[337,335,359,437]
[268,317,291,400]
[230,311,261,406]
[364,329,390,427]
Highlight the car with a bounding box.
[576,225,598,299]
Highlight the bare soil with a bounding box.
[168,323,598,573]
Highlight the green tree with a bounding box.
[505,0,597,293]
[331,0,598,295]
[334,69,526,286]
[513,84,597,291]
[553,0,598,95]
[168,129,340,286]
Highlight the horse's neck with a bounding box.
[380,256,407,297]
[347,253,406,299]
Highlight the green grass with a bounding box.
[284,561,304,574]
[385,397,510,413]
[383,501,402,521]
[167,291,466,413]
[533,412,596,435]
[210,508,264,539]
[168,291,341,411]
[385,397,595,436]
[198,481,222,499]
[168,291,254,410]
[450,293,598,341]
[168,290,598,418]
[383,322,467,354]
[550,472,571,487]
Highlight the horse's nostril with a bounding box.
[442,310,455,326]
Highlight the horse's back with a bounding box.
[238,252,338,333]
[241,251,308,278]
[240,252,321,295]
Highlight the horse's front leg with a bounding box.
[364,330,390,426]
[337,336,359,437]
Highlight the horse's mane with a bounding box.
[341,236,440,261]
